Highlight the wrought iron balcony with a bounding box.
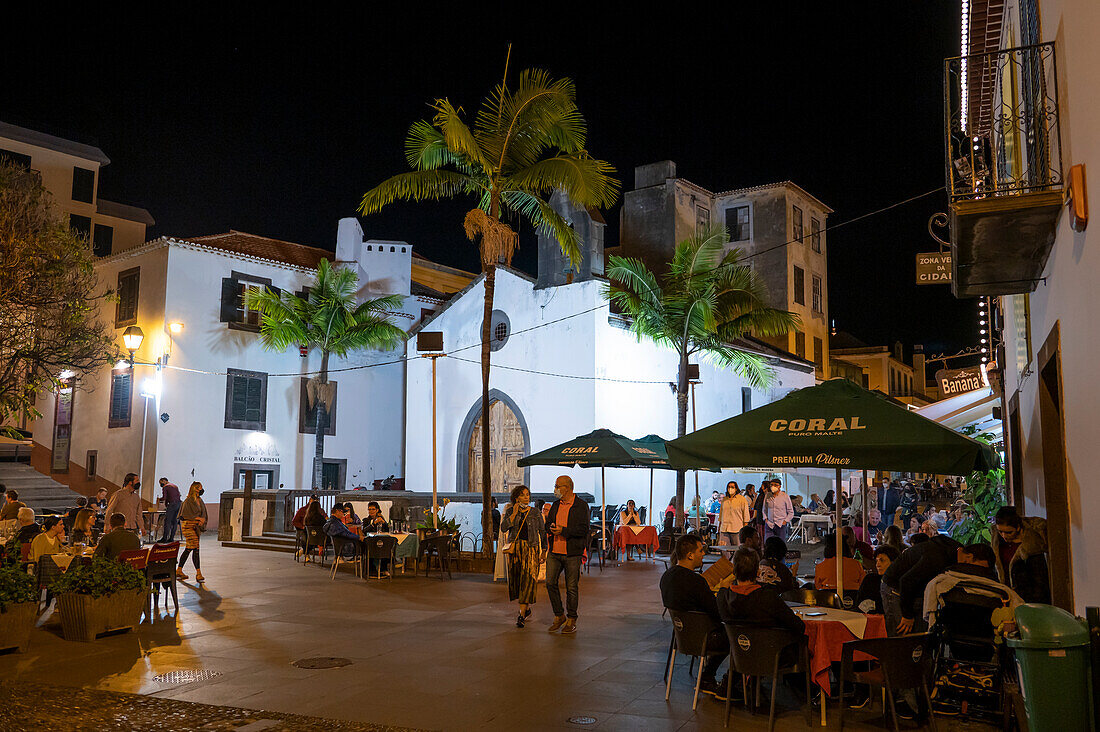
[944,42,1064,298]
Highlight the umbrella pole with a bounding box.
[836,467,844,597]
[694,471,701,534]
[861,469,869,541]
[648,468,654,527]
[601,465,607,552]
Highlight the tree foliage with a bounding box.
[951,427,1006,544]
[0,161,117,428]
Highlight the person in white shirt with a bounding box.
[717,482,751,553]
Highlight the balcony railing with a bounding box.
[945,42,1062,204]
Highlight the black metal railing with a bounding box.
[945,42,1062,203]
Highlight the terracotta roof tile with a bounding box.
[188,230,333,269]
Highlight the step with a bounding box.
[243,535,296,547]
[220,541,297,554]
[263,531,296,540]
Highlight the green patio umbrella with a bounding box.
[667,378,1000,591]
[518,429,673,548]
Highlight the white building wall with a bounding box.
[997,0,1100,613]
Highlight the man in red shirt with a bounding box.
[545,475,589,634]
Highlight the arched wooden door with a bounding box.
[467,399,526,493]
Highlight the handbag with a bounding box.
[501,507,531,554]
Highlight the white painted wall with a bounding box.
[996,0,1100,613]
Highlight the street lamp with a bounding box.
[122,326,144,365]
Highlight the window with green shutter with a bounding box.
[115,267,139,327]
[225,369,267,430]
[108,371,132,428]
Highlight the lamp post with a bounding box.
[688,364,701,533]
[417,332,444,530]
[122,326,144,365]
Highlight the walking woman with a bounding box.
[177,482,208,582]
[500,484,546,628]
[718,481,751,554]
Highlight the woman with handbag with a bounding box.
[500,484,546,628]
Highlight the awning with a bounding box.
[914,387,1002,443]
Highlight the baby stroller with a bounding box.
[928,580,1014,725]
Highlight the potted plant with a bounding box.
[0,566,39,652]
[51,558,147,642]
[415,499,461,540]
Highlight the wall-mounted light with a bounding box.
[122,326,144,365]
[168,322,184,335]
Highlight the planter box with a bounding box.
[56,589,146,642]
[0,602,38,653]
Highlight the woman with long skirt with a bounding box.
[177,481,208,583]
[500,484,546,628]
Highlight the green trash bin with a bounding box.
[1007,604,1095,731]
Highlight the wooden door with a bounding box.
[467,400,524,493]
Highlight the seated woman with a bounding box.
[304,500,327,528]
[757,536,797,593]
[342,502,361,526]
[857,544,899,614]
[814,533,866,591]
[619,500,642,526]
[69,508,97,546]
[790,495,808,517]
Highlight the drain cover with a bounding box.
[153,669,222,684]
[567,716,598,726]
[292,656,353,669]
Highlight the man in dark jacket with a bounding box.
[991,507,1051,604]
[883,482,902,525]
[545,475,589,634]
[717,547,805,666]
[881,533,961,634]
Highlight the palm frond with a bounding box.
[430,99,491,171]
[669,224,728,282]
[404,119,452,170]
[504,155,618,209]
[358,170,475,215]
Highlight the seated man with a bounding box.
[660,534,733,699]
[323,505,361,545]
[815,533,866,591]
[737,524,761,555]
[30,515,66,563]
[619,500,642,527]
[858,545,900,614]
[93,512,141,560]
[7,507,41,560]
[363,501,390,533]
[1,490,26,521]
[717,547,805,666]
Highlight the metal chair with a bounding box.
[303,526,329,566]
[418,533,454,579]
[329,535,362,579]
[780,588,841,609]
[293,528,307,562]
[584,527,605,574]
[665,609,727,711]
[146,541,180,618]
[839,633,938,732]
[362,534,397,579]
[724,623,812,730]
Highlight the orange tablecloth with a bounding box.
[612,525,659,552]
[802,612,887,694]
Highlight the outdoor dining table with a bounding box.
[362,532,420,569]
[612,525,658,558]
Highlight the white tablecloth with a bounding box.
[795,606,870,638]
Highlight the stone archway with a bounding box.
[456,390,531,494]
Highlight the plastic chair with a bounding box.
[146,541,180,618]
[585,527,605,574]
[418,533,454,580]
[665,609,727,711]
[839,633,938,732]
[294,528,307,562]
[781,588,841,609]
[117,548,149,571]
[304,526,329,566]
[362,535,397,579]
[329,535,362,579]
[723,623,812,730]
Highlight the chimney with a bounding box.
[335,217,364,263]
[913,344,926,397]
[634,161,677,189]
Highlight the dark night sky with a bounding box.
[4,3,975,356]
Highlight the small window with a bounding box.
[792,205,804,243]
[812,275,823,313]
[813,336,824,370]
[108,371,132,428]
[225,369,268,431]
[69,214,91,239]
[811,218,822,253]
[72,167,95,203]
[0,149,31,168]
[695,203,710,232]
[794,331,806,359]
[489,310,510,352]
[401,247,407,253]
[299,378,337,436]
[86,450,98,479]
[741,387,752,414]
[115,267,140,327]
[793,266,805,306]
[366,245,372,251]
[725,205,750,241]
[92,224,113,257]
[861,372,869,389]
[220,272,277,332]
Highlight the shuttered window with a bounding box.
[108,371,132,428]
[725,205,751,241]
[794,331,806,359]
[793,266,805,306]
[220,271,277,332]
[812,275,823,313]
[225,369,267,430]
[115,267,139,327]
[813,336,824,370]
[811,218,822,252]
[792,206,804,242]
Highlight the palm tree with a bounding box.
[245,259,407,490]
[604,224,799,526]
[359,68,618,552]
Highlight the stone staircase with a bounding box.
[0,462,79,513]
[221,531,298,554]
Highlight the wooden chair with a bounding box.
[724,623,812,730]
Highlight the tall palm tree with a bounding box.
[604,224,799,526]
[359,68,618,552]
[246,259,406,489]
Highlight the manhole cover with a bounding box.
[292,656,353,669]
[153,669,222,684]
[567,716,598,726]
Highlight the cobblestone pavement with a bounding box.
[0,681,425,732]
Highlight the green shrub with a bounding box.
[50,557,145,598]
[0,565,38,611]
